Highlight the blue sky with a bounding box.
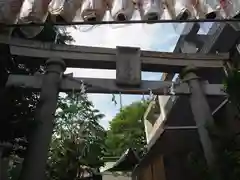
[65,12,212,129]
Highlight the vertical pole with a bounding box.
[180,66,217,171]
[0,44,11,138]
[0,146,2,180]
[19,58,65,180]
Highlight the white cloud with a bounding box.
[68,11,179,50]
[69,23,160,49]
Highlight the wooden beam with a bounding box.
[212,98,228,116]
[160,23,201,81]
[6,74,188,95]
[6,74,226,96]
[200,23,240,53]
[230,42,240,69]
[0,36,228,73]
[199,23,240,83]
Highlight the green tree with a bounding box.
[105,101,148,157]
[0,17,73,154]
[0,18,73,179]
[46,93,106,180]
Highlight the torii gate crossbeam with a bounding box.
[0,36,228,73]
[6,74,226,96]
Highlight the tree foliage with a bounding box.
[218,68,240,180]
[105,101,148,157]
[46,93,106,180]
[0,19,77,179]
[0,20,73,157]
[224,69,240,108]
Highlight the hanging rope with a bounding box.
[62,75,185,96]
[111,94,117,106]
[119,92,123,111]
[141,93,145,102]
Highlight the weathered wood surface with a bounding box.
[0,36,228,72]
[162,23,240,82]
[199,23,240,83]
[158,23,201,81]
[116,46,141,86]
[231,42,240,69]
[6,74,226,96]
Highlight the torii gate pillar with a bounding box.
[180,65,218,172]
[19,58,65,180]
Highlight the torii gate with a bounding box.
[0,35,229,180]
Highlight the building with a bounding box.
[100,149,139,180]
[132,22,240,180]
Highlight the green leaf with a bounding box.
[105,101,148,157]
